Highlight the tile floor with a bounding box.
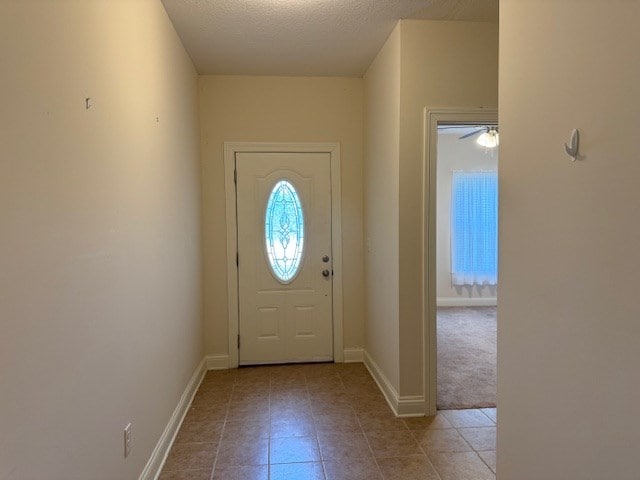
[160,363,496,480]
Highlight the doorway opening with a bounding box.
[435,124,497,411]
[423,108,498,420]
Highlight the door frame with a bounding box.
[423,108,498,415]
[224,142,343,368]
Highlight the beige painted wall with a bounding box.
[499,1,640,478]
[436,131,498,304]
[363,25,402,391]
[363,20,498,399]
[199,75,364,357]
[0,1,202,479]
[399,20,498,396]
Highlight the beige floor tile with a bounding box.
[271,410,314,426]
[441,409,494,428]
[314,411,362,433]
[318,432,373,460]
[191,388,232,406]
[270,382,307,394]
[270,370,307,382]
[232,379,271,393]
[344,383,385,397]
[428,451,495,480]
[229,395,270,409]
[403,413,452,430]
[458,426,496,451]
[413,428,473,453]
[307,376,344,388]
[310,393,353,409]
[338,363,369,375]
[377,456,440,480]
[270,461,326,480]
[174,418,224,444]
[163,364,499,480]
[233,378,271,390]
[270,435,321,464]
[348,393,391,414]
[221,420,270,441]
[357,411,409,432]
[211,464,268,480]
[162,442,217,472]
[226,403,270,422]
[351,404,392,416]
[158,468,212,480]
[183,404,228,423]
[271,418,316,437]
[270,392,311,404]
[312,390,353,404]
[303,364,342,377]
[365,430,423,458]
[481,408,497,423]
[323,458,382,480]
[215,437,269,467]
[200,372,236,389]
[478,450,496,473]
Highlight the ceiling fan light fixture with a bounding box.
[477,129,499,148]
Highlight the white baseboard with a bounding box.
[139,358,206,480]
[397,395,427,417]
[363,351,425,417]
[437,297,497,307]
[363,351,399,415]
[343,348,364,363]
[206,354,230,370]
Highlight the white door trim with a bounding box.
[423,108,498,415]
[224,142,343,368]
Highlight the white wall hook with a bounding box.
[564,129,580,161]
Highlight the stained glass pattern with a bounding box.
[265,180,305,283]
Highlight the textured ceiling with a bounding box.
[161,0,498,77]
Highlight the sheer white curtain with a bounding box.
[451,171,498,286]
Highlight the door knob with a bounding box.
[322,269,330,277]
[322,255,330,263]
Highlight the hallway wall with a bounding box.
[199,75,365,358]
[398,20,499,398]
[363,20,498,405]
[0,1,202,478]
[499,0,640,478]
[363,24,402,392]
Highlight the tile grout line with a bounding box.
[208,376,232,480]
[307,373,330,480]
[437,408,497,479]
[412,424,444,480]
[267,375,272,480]
[349,372,386,480]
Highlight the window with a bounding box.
[451,171,498,286]
[264,180,305,283]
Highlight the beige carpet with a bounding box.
[437,306,496,409]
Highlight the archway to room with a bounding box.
[424,108,498,419]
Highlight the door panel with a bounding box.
[236,152,333,365]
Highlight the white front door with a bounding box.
[236,152,333,365]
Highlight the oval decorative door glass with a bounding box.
[264,180,305,283]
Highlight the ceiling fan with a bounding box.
[439,125,499,148]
